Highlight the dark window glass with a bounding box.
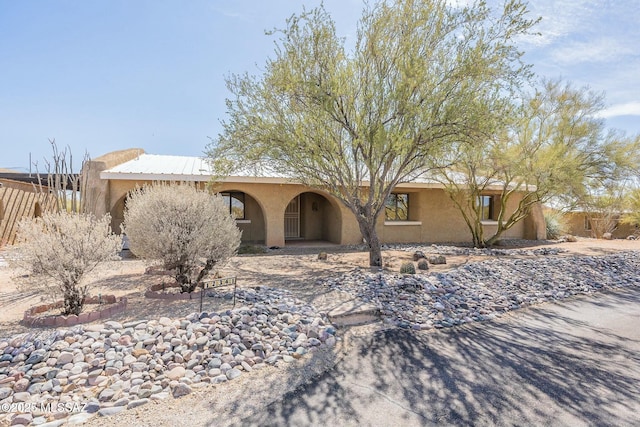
[478,195,493,220]
[221,192,245,219]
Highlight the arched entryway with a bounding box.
[284,192,341,244]
[109,187,267,244]
[109,195,127,234]
[219,190,266,244]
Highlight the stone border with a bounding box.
[22,295,127,327]
[144,282,204,300]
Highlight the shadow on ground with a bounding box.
[233,288,640,426]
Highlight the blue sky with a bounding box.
[1,0,638,171]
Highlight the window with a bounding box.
[478,195,493,221]
[385,193,409,221]
[221,192,245,219]
[584,215,591,231]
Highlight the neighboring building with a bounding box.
[82,149,545,247]
[564,210,637,239]
[0,178,57,246]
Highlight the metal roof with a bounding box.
[100,154,291,183]
[100,153,532,191]
[103,154,211,176]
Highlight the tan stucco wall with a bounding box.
[374,188,531,244]
[81,148,145,217]
[101,177,539,247]
[213,182,349,247]
[105,179,349,247]
[90,149,542,247]
[565,212,637,239]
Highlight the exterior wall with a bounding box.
[93,150,542,248]
[0,179,57,246]
[211,183,350,247]
[376,188,531,244]
[103,179,349,247]
[101,177,539,247]
[81,148,145,217]
[236,193,266,243]
[565,212,637,239]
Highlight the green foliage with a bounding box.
[432,79,628,247]
[207,0,538,265]
[417,259,429,271]
[622,188,640,227]
[543,210,567,240]
[400,262,416,274]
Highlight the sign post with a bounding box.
[199,277,238,312]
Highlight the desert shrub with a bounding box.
[622,188,640,229]
[123,184,241,293]
[400,262,416,274]
[544,211,567,240]
[13,212,121,315]
[417,259,429,270]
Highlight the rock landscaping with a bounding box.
[2,242,640,426]
[324,251,640,330]
[385,241,567,257]
[0,287,336,426]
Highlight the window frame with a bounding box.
[385,193,409,221]
[221,191,246,220]
[478,195,494,221]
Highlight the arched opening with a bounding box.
[219,190,266,244]
[33,202,42,218]
[0,199,4,222]
[284,192,342,244]
[110,195,127,234]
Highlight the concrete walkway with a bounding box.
[241,287,640,426]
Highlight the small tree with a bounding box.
[207,1,538,266]
[14,212,121,315]
[123,184,241,293]
[432,80,621,247]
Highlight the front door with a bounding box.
[284,196,300,239]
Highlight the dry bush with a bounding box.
[12,212,122,315]
[123,184,241,293]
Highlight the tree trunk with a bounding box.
[62,282,84,316]
[355,215,383,267]
[471,219,486,248]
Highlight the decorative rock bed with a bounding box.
[0,287,336,426]
[21,296,127,328]
[324,251,640,330]
[383,242,567,257]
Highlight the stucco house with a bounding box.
[82,148,546,248]
[564,210,637,239]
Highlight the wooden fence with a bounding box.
[0,180,57,246]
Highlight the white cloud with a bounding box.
[550,37,635,65]
[599,102,640,118]
[522,0,597,47]
[445,0,474,8]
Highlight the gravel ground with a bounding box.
[1,239,640,426]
